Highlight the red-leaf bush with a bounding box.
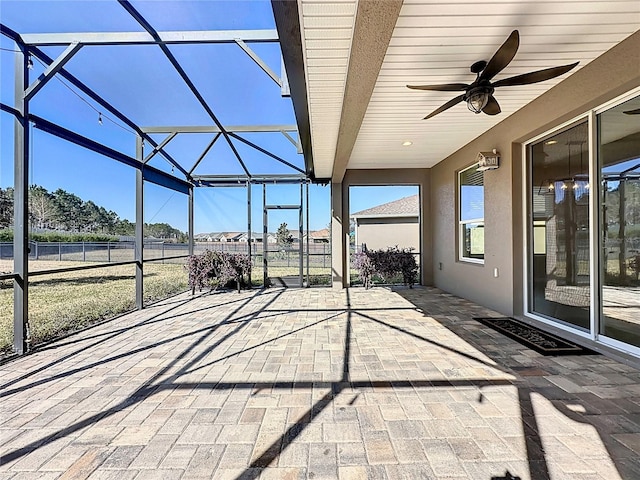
[353,247,418,289]
[186,250,251,294]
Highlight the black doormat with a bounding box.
[474,317,596,356]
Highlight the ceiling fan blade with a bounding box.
[407,83,468,92]
[492,62,579,87]
[479,30,519,82]
[624,108,640,115]
[482,95,501,115]
[423,95,465,119]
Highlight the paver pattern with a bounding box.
[1,286,640,479]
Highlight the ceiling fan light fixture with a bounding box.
[467,90,489,114]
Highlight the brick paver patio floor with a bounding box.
[2,286,640,479]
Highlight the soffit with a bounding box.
[298,0,357,179]
[299,0,640,177]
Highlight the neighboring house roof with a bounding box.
[194,232,227,240]
[221,232,244,241]
[309,228,330,240]
[236,232,268,240]
[351,195,419,218]
[287,229,301,240]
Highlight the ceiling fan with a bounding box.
[407,30,579,119]
[624,108,640,115]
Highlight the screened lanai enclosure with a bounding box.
[0,0,329,357]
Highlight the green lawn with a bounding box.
[0,260,188,354]
[0,259,332,355]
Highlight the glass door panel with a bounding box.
[599,96,640,347]
[529,121,590,330]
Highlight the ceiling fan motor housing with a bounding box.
[470,60,488,74]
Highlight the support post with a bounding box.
[263,184,267,287]
[135,136,144,309]
[188,185,194,256]
[299,182,303,287]
[13,46,29,355]
[247,181,252,287]
[306,181,310,287]
[331,182,345,289]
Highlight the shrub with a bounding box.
[352,247,418,289]
[0,230,118,242]
[186,250,251,294]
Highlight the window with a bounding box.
[458,163,484,262]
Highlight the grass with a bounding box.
[0,260,188,355]
[0,259,331,355]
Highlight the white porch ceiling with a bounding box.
[298,0,640,178]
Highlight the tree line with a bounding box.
[0,186,186,242]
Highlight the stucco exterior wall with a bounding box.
[430,30,640,315]
[355,217,420,252]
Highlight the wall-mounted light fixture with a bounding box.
[477,149,500,171]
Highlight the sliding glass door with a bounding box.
[599,96,640,347]
[526,91,640,353]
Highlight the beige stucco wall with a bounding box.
[355,217,420,252]
[430,30,640,315]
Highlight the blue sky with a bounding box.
[1,0,416,234]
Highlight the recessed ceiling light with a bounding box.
[545,140,557,145]
[402,141,413,146]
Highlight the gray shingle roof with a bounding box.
[351,194,419,217]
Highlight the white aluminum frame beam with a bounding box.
[141,124,297,134]
[281,130,302,153]
[143,132,177,164]
[235,38,282,88]
[24,42,82,101]
[20,29,279,46]
[188,133,221,175]
[118,0,250,177]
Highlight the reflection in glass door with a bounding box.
[599,96,640,347]
[529,122,590,330]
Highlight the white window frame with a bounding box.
[458,163,484,264]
